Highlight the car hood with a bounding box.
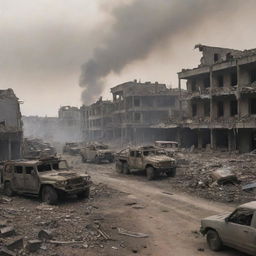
[145,155,175,162]
[203,212,231,222]
[39,171,88,181]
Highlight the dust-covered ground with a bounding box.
[0,152,254,256]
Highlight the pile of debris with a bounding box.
[22,138,56,159]
[171,151,256,203]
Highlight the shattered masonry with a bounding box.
[178,44,256,153]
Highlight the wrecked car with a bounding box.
[155,141,179,156]
[62,142,81,155]
[115,146,176,180]
[80,144,115,164]
[1,157,91,204]
[200,201,256,255]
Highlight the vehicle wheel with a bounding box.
[116,161,123,173]
[41,186,58,205]
[166,167,176,177]
[4,182,14,197]
[206,230,223,251]
[146,166,156,180]
[77,187,90,199]
[123,162,130,174]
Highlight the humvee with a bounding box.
[115,146,176,180]
[0,157,91,204]
[63,142,81,155]
[155,141,179,157]
[80,144,115,164]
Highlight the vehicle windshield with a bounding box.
[158,143,177,148]
[37,163,52,172]
[52,160,69,170]
[143,150,166,156]
[95,145,108,150]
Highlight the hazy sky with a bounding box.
[1,0,256,116]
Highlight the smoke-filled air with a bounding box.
[79,0,243,104]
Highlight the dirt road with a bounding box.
[79,160,248,256]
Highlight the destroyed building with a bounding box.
[110,81,180,145]
[81,98,114,142]
[178,44,256,153]
[0,89,23,160]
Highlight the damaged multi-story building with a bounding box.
[111,80,180,145]
[178,44,256,153]
[0,89,23,160]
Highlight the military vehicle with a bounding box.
[0,157,91,204]
[62,142,81,155]
[200,201,256,255]
[80,144,115,164]
[155,141,179,157]
[115,146,176,180]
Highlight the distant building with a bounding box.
[0,89,23,160]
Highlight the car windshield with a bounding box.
[52,160,69,170]
[143,150,157,156]
[37,163,52,172]
[95,145,108,150]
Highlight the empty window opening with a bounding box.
[14,166,23,174]
[203,77,210,88]
[214,53,219,62]
[204,102,210,117]
[230,100,238,116]
[134,113,141,121]
[134,97,141,107]
[217,75,224,87]
[191,79,197,92]
[192,104,197,117]
[25,166,34,174]
[250,99,256,114]
[217,101,224,117]
[250,69,256,83]
[231,72,237,87]
[130,151,135,157]
[228,209,254,226]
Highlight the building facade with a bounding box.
[178,44,256,153]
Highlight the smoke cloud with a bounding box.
[79,0,243,104]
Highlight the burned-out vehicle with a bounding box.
[0,157,91,204]
[80,144,115,164]
[200,201,256,255]
[155,141,179,157]
[115,146,176,180]
[23,138,56,159]
[62,142,81,155]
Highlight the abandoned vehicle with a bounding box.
[80,143,115,163]
[115,146,176,180]
[200,201,256,255]
[62,142,81,155]
[0,157,91,204]
[155,141,179,156]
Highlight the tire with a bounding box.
[77,187,90,199]
[123,162,130,174]
[146,166,156,180]
[206,230,223,251]
[166,167,176,177]
[116,161,123,173]
[41,186,58,205]
[4,182,14,197]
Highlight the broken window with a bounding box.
[231,72,237,87]
[230,100,238,116]
[134,113,141,122]
[134,97,140,107]
[14,166,23,174]
[204,102,210,117]
[192,104,197,117]
[217,101,224,117]
[228,209,254,226]
[250,98,256,115]
[136,151,142,157]
[217,75,224,87]
[203,76,210,88]
[130,151,135,157]
[25,166,34,174]
[214,53,219,62]
[191,79,197,92]
[37,164,52,172]
[250,69,256,83]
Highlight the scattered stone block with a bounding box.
[0,248,16,256]
[38,229,53,240]
[26,240,42,253]
[6,236,23,251]
[0,227,15,238]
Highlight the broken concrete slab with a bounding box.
[242,182,256,191]
[211,168,238,185]
[6,236,23,251]
[26,240,42,253]
[0,227,15,238]
[38,229,53,240]
[0,248,16,256]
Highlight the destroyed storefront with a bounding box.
[0,89,23,160]
[178,44,256,153]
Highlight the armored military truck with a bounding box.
[80,144,115,164]
[115,146,176,180]
[0,157,91,204]
[62,142,81,155]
